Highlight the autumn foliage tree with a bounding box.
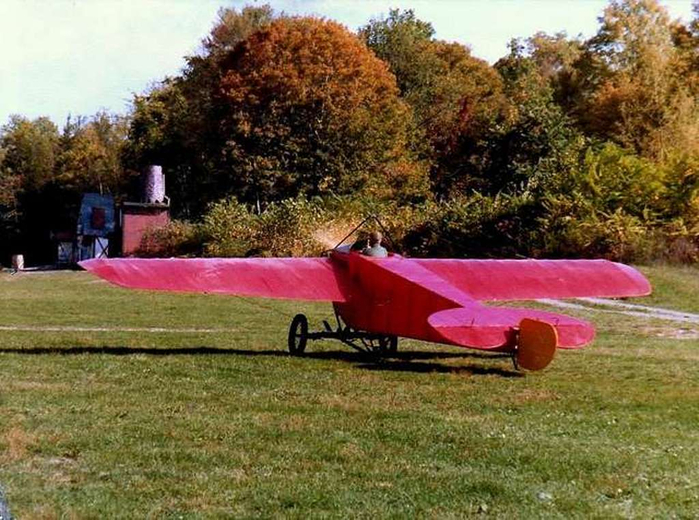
[579,0,699,158]
[217,17,427,205]
[57,112,130,195]
[126,10,427,214]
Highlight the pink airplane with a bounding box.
[80,244,650,371]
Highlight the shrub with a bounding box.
[570,143,669,220]
[253,198,327,256]
[201,198,256,257]
[201,196,328,257]
[542,207,649,261]
[136,221,203,258]
[400,193,538,258]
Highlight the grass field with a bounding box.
[0,265,698,518]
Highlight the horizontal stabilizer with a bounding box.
[80,258,348,302]
[428,306,594,350]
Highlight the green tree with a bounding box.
[0,115,59,191]
[0,162,21,263]
[0,116,61,262]
[57,112,130,194]
[672,1,699,98]
[201,4,275,60]
[580,0,699,158]
[360,9,435,95]
[361,10,509,196]
[505,32,586,115]
[440,40,585,197]
[126,81,199,215]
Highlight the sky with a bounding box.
[0,0,695,127]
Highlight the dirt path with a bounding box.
[538,298,699,325]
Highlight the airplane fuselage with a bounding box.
[329,251,594,351]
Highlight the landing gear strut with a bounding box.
[286,312,398,356]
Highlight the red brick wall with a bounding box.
[122,210,170,256]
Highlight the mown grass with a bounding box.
[0,266,698,518]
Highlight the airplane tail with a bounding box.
[428,306,595,351]
[428,307,592,371]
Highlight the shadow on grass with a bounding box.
[356,360,521,377]
[0,345,521,377]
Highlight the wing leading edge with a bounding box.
[415,259,650,301]
[80,257,348,302]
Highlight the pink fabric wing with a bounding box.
[80,258,347,302]
[414,259,650,301]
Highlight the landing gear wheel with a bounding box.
[288,314,308,355]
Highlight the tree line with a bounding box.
[2,0,699,264]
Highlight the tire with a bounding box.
[288,314,308,355]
